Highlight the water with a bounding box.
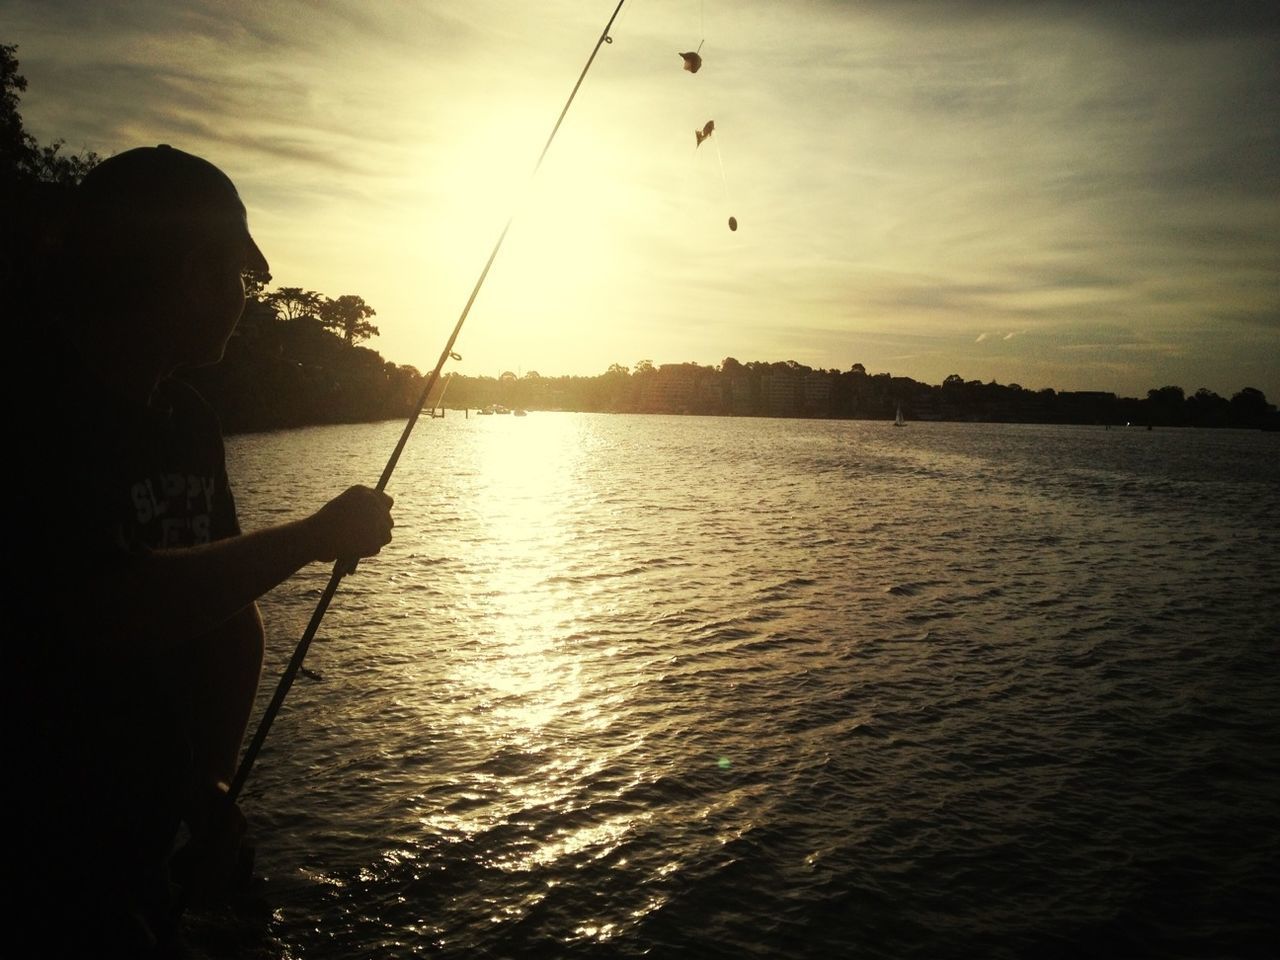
[215,415,1279,959]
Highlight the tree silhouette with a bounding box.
[2,44,98,184]
[1146,385,1187,425]
[320,294,378,345]
[243,266,272,298]
[1,43,35,176]
[4,43,101,334]
[1186,387,1228,426]
[263,287,323,323]
[1230,387,1269,426]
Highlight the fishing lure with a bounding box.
[695,119,715,147]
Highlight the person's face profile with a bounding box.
[171,228,254,367]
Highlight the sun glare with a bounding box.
[457,416,587,735]
[424,103,632,369]
[420,416,655,876]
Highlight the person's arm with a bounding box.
[83,484,393,654]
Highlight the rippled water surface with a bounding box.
[219,415,1279,959]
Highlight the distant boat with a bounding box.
[894,404,906,427]
[513,408,528,417]
[477,405,495,415]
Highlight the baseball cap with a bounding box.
[72,144,269,275]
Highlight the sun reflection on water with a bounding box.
[422,415,647,884]
[462,416,585,733]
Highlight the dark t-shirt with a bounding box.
[10,363,242,916]
[116,382,241,550]
[23,371,240,666]
[68,376,239,567]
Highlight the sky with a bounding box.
[5,0,1279,399]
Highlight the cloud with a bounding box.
[846,1,1280,39]
[4,0,1276,399]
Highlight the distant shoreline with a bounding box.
[221,405,1280,438]
[209,362,1269,436]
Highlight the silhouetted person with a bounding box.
[8,144,395,956]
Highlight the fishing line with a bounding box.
[689,110,735,231]
[681,0,736,231]
[228,0,630,804]
[713,132,730,205]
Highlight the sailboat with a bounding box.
[894,404,905,427]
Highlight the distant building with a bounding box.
[761,367,800,416]
[638,363,698,413]
[726,374,753,414]
[803,371,832,412]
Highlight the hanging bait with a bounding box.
[681,6,737,233]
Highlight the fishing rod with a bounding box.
[228,0,629,803]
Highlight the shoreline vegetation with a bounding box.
[191,347,1279,436]
[4,44,1276,437]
